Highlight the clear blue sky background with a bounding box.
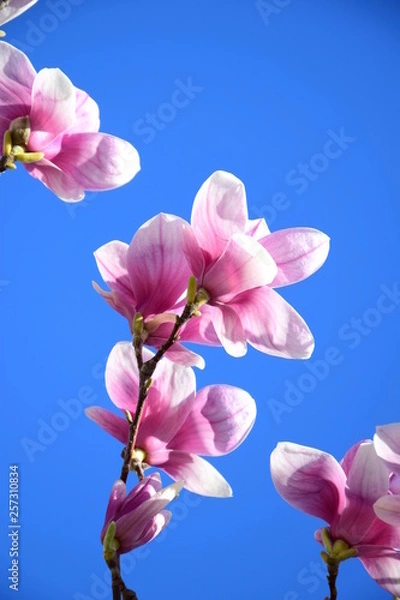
[1,1,400,598]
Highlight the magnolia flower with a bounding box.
[179,171,330,359]
[93,213,204,368]
[0,42,140,201]
[374,423,400,526]
[93,171,329,363]
[0,0,37,29]
[86,342,256,497]
[270,441,400,596]
[101,473,182,555]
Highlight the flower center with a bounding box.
[1,117,44,172]
[320,527,358,565]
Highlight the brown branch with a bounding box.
[119,302,196,484]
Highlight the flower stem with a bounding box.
[106,554,138,600]
[324,562,339,600]
[119,302,197,483]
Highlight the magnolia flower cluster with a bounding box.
[86,169,330,556]
[93,170,330,366]
[5,4,397,599]
[270,426,400,595]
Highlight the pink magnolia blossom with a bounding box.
[0,0,37,27]
[93,171,329,363]
[179,171,330,359]
[101,473,182,554]
[270,441,400,595]
[93,213,204,368]
[0,42,140,201]
[86,341,256,497]
[374,423,400,527]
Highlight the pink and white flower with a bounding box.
[179,171,330,359]
[270,440,400,595]
[94,171,329,362]
[101,473,182,554]
[93,213,204,368]
[374,423,400,527]
[86,341,256,497]
[0,41,140,201]
[0,0,37,27]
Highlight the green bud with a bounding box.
[186,275,197,305]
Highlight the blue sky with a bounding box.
[1,0,400,598]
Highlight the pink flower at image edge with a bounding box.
[270,441,400,595]
[0,0,38,27]
[0,41,140,201]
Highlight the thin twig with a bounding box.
[324,562,339,600]
[106,555,138,600]
[120,302,196,483]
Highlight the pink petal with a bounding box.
[106,342,196,445]
[28,68,77,150]
[332,493,385,546]
[359,552,400,596]
[191,171,248,260]
[346,442,390,502]
[69,88,100,134]
[260,228,330,288]
[0,41,35,138]
[153,450,232,497]
[102,479,126,533]
[91,282,135,324]
[205,303,247,357]
[0,0,38,26]
[233,287,314,359]
[127,214,194,316]
[339,440,368,476]
[25,158,85,202]
[245,217,270,239]
[390,473,400,494]
[375,423,400,474]
[270,442,346,522]
[53,132,140,191]
[179,304,221,346]
[374,495,400,526]
[169,385,256,456]
[85,406,129,445]
[104,342,140,414]
[134,510,171,549]
[93,241,136,312]
[121,473,163,517]
[203,234,277,301]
